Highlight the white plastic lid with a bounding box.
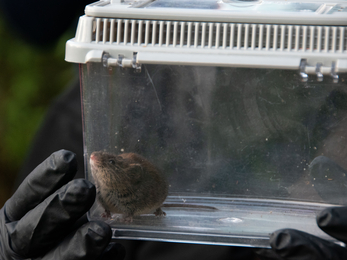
[86,0,347,25]
[66,0,347,78]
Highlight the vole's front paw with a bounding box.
[119,215,133,223]
[154,207,166,217]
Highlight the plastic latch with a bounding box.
[102,52,141,72]
[299,59,340,83]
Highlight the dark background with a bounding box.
[0,10,76,207]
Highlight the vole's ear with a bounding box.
[128,163,143,183]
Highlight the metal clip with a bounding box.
[102,52,141,72]
[299,59,308,82]
[102,52,111,68]
[315,63,323,82]
[331,61,339,83]
[132,53,142,73]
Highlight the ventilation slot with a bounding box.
[91,18,347,53]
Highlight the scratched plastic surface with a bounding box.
[89,195,335,247]
[81,62,347,247]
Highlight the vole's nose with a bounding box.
[90,152,97,163]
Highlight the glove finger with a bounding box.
[41,221,112,260]
[317,206,347,244]
[270,229,347,260]
[6,150,77,222]
[97,242,126,260]
[70,214,89,231]
[7,179,95,258]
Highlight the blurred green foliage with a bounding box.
[0,15,75,206]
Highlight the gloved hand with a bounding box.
[256,206,347,260]
[0,150,125,260]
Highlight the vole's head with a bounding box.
[90,151,143,185]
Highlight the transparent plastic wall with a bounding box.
[81,62,347,247]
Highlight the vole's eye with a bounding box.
[109,159,116,165]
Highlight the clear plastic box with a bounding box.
[66,0,347,248]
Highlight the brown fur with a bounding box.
[90,151,168,222]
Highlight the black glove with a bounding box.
[256,206,347,260]
[0,150,125,260]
